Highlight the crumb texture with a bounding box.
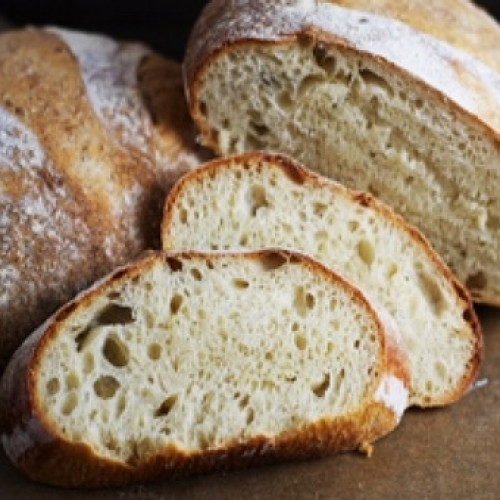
[189,0,500,305]
[163,157,479,406]
[35,253,399,465]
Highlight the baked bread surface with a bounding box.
[0,27,204,371]
[184,0,500,305]
[162,153,482,407]
[0,250,409,487]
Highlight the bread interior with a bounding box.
[194,41,500,303]
[164,158,477,406]
[37,253,382,463]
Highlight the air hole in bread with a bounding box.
[75,327,92,352]
[357,239,375,267]
[248,185,270,216]
[94,376,120,399]
[313,202,327,216]
[417,270,447,315]
[294,333,307,351]
[95,304,134,326]
[179,208,188,224]
[312,43,336,75]
[297,74,325,99]
[233,278,250,289]
[387,263,398,279]
[348,221,359,233]
[107,291,122,300]
[250,121,270,137]
[246,407,255,425]
[46,378,60,396]
[191,268,203,281]
[312,373,331,398]
[61,393,78,416]
[359,68,394,97]
[239,234,249,245]
[466,271,487,291]
[170,294,183,314]
[294,286,316,316]
[166,257,183,272]
[239,394,250,409]
[148,343,162,361]
[154,395,177,418]
[259,252,288,271]
[278,91,294,110]
[103,335,129,368]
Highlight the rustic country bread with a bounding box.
[162,153,482,407]
[0,27,207,371]
[0,250,409,488]
[184,0,500,306]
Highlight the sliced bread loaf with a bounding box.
[0,27,207,371]
[0,250,408,487]
[184,0,500,305]
[162,153,482,407]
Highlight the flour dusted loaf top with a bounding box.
[0,27,206,371]
[162,153,482,407]
[0,250,408,487]
[184,0,500,305]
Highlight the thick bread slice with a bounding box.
[162,153,481,407]
[0,27,207,371]
[184,0,500,306]
[0,250,409,488]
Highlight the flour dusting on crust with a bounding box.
[48,27,153,160]
[187,0,500,133]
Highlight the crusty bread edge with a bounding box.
[0,249,408,488]
[162,151,483,406]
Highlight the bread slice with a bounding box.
[0,250,408,488]
[184,0,500,306]
[0,27,208,371]
[162,153,482,407]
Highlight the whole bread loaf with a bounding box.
[184,0,500,306]
[0,250,409,487]
[162,153,482,407]
[0,27,206,371]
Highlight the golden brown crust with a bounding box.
[326,0,500,75]
[162,152,482,406]
[0,250,407,487]
[0,28,205,372]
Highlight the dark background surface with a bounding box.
[1,0,500,61]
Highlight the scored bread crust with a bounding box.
[0,250,409,488]
[0,27,207,371]
[162,152,482,407]
[184,0,500,306]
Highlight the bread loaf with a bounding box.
[184,0,500,306]
[0,250,409,487]
[0,27,207,371]
[162,153,482,407]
